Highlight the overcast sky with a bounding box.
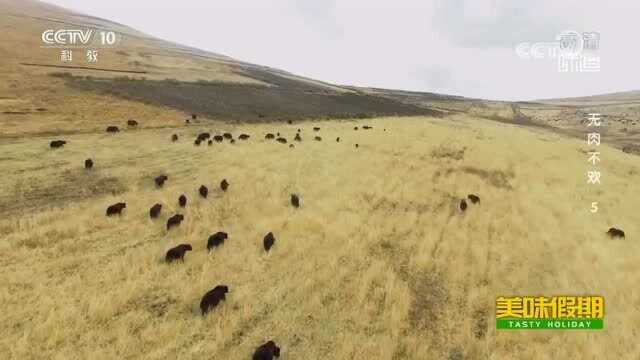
[46,0,639,101]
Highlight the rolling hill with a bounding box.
[0,0,441,138]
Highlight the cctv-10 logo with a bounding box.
[41,29,120,47]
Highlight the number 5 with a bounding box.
[590,202,598,213]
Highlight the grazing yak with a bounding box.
[363,125,372,130]
[208,140,213,146]
[166,214,184,230]
[265,133,275,140]
[155,175,168,187]
[354,126,359,130]
[607,227,625,239]
[220,179,229,192]
[127,119,138,127]
[223,133,233,140]
[192,114,197,120]
[459,199,468,212]
[84,159,93,169]
[165,244,192,263]
[214,135,224,142]
[50,140,66,148]
[289,144,295,148]
[149,203,162,219]
[179,194,187,207]
[207,231,228,250]
[336,137,340,142]
[314,136,322,141]
[467,194,481,204]
[313,127,320,132]
[239,134,250,140]
[230,139,236,144]
[200,285,229,315]
[171,134,179,142]
[290,194,300,208]
[106,126,120,133]
[194,139,201,146]
[106,202,126,216]
[294,133,302,142]
[253,340,281,360]
[276,137,287,144]
[263,232,276,252]
[355,144,359,148]
[196,133,210,142]
[199,185,209,198]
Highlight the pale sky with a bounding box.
[45,0,640,101]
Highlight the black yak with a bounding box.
[199,185,209,198]
[106,202,126,216]
[290,194,300,208]
[50,140,66,148]
[263,232,276,252]
[196,133,210,142]
[460,199,468,212]
[253,340,281,360]
[467,194,481,204]
[207,231,228,250]
[165,244,192,263]
[166,214,184,230]
[155,175,168,188]
[607,227,625,239]
[200,285,229,315]
[150,203,162,219]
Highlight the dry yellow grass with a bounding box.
[1,115,639,359]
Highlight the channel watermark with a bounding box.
[41,29,122,48]
[515,30,600,73]
[496,295,605,330]
[41,28,122,65]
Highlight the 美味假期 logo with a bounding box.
[496,295,604,330]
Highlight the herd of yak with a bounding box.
[45,115,626,359]
[46,116,385,359]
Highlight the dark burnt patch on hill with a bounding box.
[56,68,443,122]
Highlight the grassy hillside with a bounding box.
[0,0,437,138]
[1,115,638,359]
